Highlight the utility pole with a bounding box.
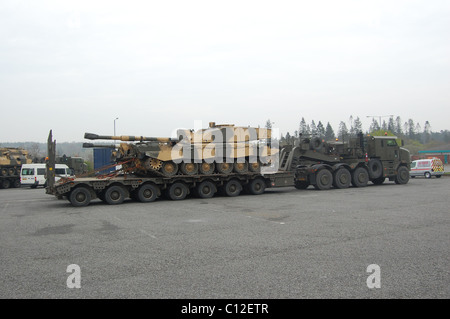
[114,117,119,136]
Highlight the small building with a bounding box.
[413,144,450,164]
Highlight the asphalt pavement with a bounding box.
[0,177,449,299]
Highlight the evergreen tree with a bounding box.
[299,118,309,136]
[388,117,395,133]
[265,119,272,129]
[310,120,318,136]
[317,121,325,137]
[338,121,349,140]
[395,116,403,135]
[408,119,415,138]
[353,117,363,135]
[325,122,335,141]
[370,118,380,132]
[423,121,431,144]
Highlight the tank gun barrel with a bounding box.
[82,143,117,149]
[84,133,178,142]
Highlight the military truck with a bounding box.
[0,147,32,189]
[45,128,410,207]
[56,155,87,176]
[279,133,410,190]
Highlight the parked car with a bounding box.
[20,163,72,188]
[410,158,444,178]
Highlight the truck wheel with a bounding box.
[221,179,242,197]
[195,180,216,198]
[294,181,309,189]
[137,184,159,203]
[333,168,351,189]
[314,169,333,190]
[69,187,92,207]
[167,182,189,200]
[368,159,383,179]
[246,178,266,195]
[424,172,431,179]
[310,137,324,152]
[104,185,126,205]
[352,167,369,187]
[395,166,410,184]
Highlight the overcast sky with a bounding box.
[1,0,449,142]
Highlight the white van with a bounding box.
[20,164,72,188]
[410,158,444,178]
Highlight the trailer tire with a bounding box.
[333,168,351,189]
[195,180,216,198]
[137,183,159,203]
[221,179,242,197]
[368,159,383,179]
[104,185,126,205]
[395,166,410,184]
[314,169,333,190]
[1,179,10,189]
[12,179,21,188]
[167,182,189,200]
[352,167,369,187]
[69,186,92,207]
[246,178,266,195]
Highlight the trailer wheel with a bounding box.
[246,178,266,195]
[69,187,92,207]
[221,179,242,197]
[137,183,159,203]
[12,179,21,188]
[352,167,369,187]
[195,180,217,198]
[395,166,410,184]
[314,169,333,190]
[1,179,10,189]
[167,182,189,200]
[333,168,351,189]
[104,185,126,205]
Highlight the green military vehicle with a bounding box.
[279,133,411,190]
[56,155,87,176]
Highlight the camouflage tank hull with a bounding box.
[84,122,276,177]
[0,147,32,188]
